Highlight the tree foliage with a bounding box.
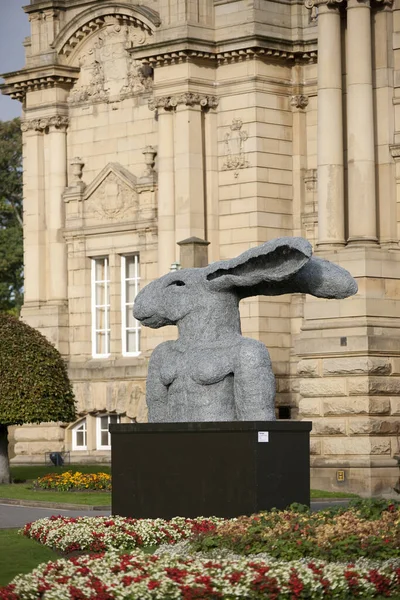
[0,119,23,315]
[0,313,76,426]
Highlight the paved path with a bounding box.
[0,500,350,529]
[0,503,110,529]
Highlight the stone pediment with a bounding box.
[83,163,139,222]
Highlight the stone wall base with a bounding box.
[311,460,400,498]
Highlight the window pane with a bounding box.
[100,416,108,431]
[126,306,136,328]
[101,430,109,446]
[76,431,84,447]
[125,256,136,279]
[96,332,107,355]
[110,415,119,424]
[95,259,106,281]
[127,330,139,353]
[96,308,107,330]
[127,280,139,303]
[96,283,107,305]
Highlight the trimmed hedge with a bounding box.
[0,313,76,425]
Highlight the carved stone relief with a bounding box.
[68,16,151,106]
[83,164,140,222]
[222,118,250,177]
[85,172,139,221]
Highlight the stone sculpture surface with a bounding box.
[133,237,358,422]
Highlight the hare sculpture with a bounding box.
[133,237,357,423]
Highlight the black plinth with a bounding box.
[110,421,312,519]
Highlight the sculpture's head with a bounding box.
[133,237,358,329]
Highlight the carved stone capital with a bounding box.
[390,145,400,159]
[148,94,218,111]
[21,115,69,133]
[304,0,344,19]
[290,94,309,110]
[373,0,393,9]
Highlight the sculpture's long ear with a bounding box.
[289,256,358,299]
[205,237,312,293]
[205,237,358,300]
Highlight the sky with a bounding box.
[0,0,30,121]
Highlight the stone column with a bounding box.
[46,116,69,301]
[150,101,176,276]
[307,0,345,247]
[346,0,378,244]
[20,121,46,304]
[174,96,206,245]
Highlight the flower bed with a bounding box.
[33,471,111,492]
[192,501,400,561]
[1,549,399,599]
[21,516,223,554]
[21,501,400,561]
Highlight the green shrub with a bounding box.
[0,313,76,425]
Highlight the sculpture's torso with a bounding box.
[147,335,276,422]
[159,342,236,421]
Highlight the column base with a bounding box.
[346,236,379,246]
[316,241,346,250]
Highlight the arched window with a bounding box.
[72,419,87,450]
[96,414,120,450]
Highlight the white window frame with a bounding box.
[121,254,141,356]
[91,257,110,358]
[96,414,120,450]
[72,419,87,451]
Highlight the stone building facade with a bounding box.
[2,0,400,495]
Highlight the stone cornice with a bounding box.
[138,46,317,66]
[148,93,219,111]
[132,39,317,66]
[0,65,79,101]
[21,115,69,133]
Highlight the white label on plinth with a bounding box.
[258,431,269,443]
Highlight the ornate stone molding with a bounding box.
[59,11,159,58]
[148,94,218,111]
[21,115,69,133]
[290,94,309,110]
[141,45,317,67]
[304,0,344,20]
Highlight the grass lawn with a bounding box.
[0,529,60,588]
[11,464,110,482]
[310,488,359,499]
[0,483,111,505]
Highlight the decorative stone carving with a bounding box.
[68,16,151,106]
[71,157,85,184]
[120,57,153,99]
[304,0,344,20]
[304,169,317,192]
[83,163,139,222]
[21,116,69,133]
[133,237,358,423]
[222,118,249,177]
[142,146,157,176]
[148,94,218,111]
[290,95,309,110]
